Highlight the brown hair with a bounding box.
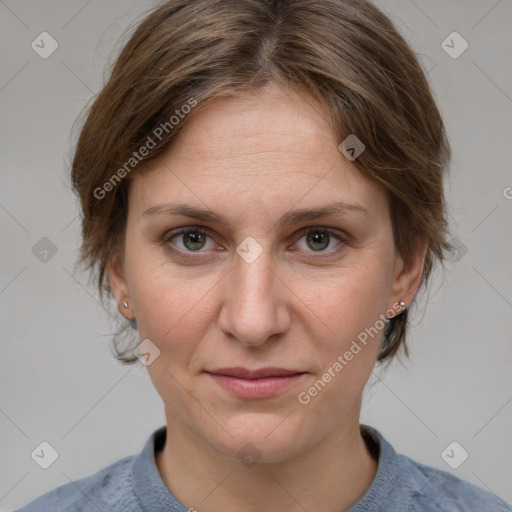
[70,0,453,365]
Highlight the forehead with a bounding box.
[141,84,339,175]
[181,84,335,161]
[129,84,387,222]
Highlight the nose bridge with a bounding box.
[236,245,274,304]
[219,239,289,345]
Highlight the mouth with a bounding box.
[205,367,307,399]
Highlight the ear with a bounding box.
[107,255,131,308]
[388,237,428,312]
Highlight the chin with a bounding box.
[204,412,311,465]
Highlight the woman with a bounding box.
[16,0,510,510]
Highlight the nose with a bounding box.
[218,246,292,347]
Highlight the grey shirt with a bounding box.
[15,424,511,511]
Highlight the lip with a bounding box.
[206,367,306,399]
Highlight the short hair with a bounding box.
[70,0,453,365]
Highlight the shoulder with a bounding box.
[360,425,511,512]
[14,454,140,512]
[393,453,511,512]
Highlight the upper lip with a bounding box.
[206,367,304,379]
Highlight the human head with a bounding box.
[71,0,452,367]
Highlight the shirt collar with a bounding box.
[347,424,400,511]
[132,425,185,511]
[132,423,399,512]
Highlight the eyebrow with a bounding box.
[142,201,370,226]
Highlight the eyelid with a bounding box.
[162,226,216,248]
[294,226,349,259]
[162,225,350,257]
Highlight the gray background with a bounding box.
[1,0,511,510]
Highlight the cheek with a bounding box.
[291,268,388,424]
[126,248,221,365]
[129,268,213,413]
[132,276,204,350]
[292,260,391,348]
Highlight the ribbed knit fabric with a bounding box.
[15,424,511,511]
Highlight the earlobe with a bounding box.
[390,239,428,309]
[107,257,130,304]
[108,257,136,325]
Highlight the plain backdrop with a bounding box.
[1,0,511,510]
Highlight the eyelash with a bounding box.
[162,226,349,260]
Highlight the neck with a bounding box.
[155,406,378,511]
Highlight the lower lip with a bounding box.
[207,373,305,399]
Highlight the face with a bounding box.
[110,83,421,463]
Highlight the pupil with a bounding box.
[185,232,205,250]
[308,232,328,251]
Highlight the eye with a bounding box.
[163,226,347,258]
[164,227,216,252]
[294,227,346,257]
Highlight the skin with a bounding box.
[108,82,426,511]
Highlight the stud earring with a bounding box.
[119,301,137,329]
[386,300,407,321]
